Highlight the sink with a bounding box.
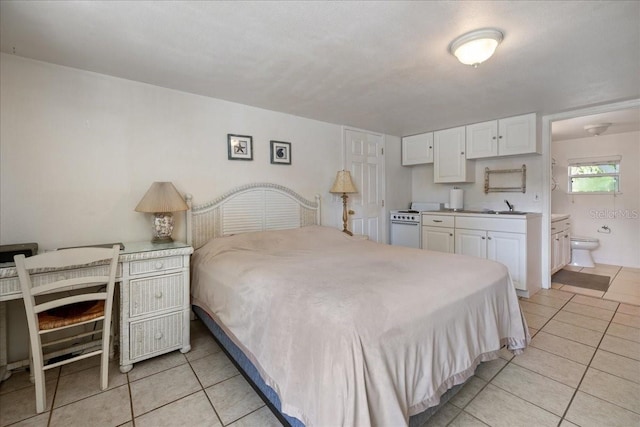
[495,210,527,215]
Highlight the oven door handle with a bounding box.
[390,221,419,226]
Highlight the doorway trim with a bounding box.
[541,98,640,289]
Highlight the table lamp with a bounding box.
[329,170,358,236]
[135,182,188,243]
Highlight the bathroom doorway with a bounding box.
[542,100,640,303]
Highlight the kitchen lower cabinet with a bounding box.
[455,229,488,258]
[551,216,571,274]
[487,231,527,287]
[422,226,455,253]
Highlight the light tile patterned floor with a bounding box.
[1,288,639,427]
[558,264,640,306]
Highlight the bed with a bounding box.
[186,183,529,427]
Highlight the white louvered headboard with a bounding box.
[185,183,321,250]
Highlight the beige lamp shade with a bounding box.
[329,170,358,194]
[135,182,188,213]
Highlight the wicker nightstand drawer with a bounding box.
[129,273,184,318]
[129,312,183,360]
[129,256,183,276]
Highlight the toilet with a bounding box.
[570,236,599,268]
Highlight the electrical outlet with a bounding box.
[533,192,540,202]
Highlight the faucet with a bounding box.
[504,199,514,212]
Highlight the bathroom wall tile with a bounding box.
[491,364,574,416]
[591,349,640,384]
[530,331,595,365]
[465,384,560,427]
[565,391,640,427]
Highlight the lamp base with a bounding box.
[151,212,175,243]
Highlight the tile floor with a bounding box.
[1,288,639,427]
[557,263,640,306]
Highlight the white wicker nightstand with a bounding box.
[118,241,193,373]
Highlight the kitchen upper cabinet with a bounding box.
[466,113,539,159]
[402,132,433,165]
[434,126,475,183]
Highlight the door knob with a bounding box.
[348,210,355,215]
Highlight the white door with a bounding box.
[422,226,455,253]
[488,231,527,290]
[455,229,487,258]
[344,128,385,242]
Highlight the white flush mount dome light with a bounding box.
[449,28,504,67]
[584,123,612,136]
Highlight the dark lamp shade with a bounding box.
[134,182,188,213]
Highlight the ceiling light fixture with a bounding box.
[449,28,504,68]
[584,123,612,136]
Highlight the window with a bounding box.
[568,156,621,194]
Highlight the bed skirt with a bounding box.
[192,305,463,427]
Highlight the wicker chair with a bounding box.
[14,245,119,413]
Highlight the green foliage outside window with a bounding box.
[568,162,620,193]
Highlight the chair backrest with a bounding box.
[14,245,120,333]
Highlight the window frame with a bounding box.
[567,156,621,195]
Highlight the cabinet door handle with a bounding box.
[461,152,465,155]
[154,332,164,340]
[433,219,443,223]
[154,262,164,270]
[449,233,453,237]
[499,135,503,139]
[429,146,432,149]
[492,136,496,140]
[488,237,492,240]
[155,291,163,299]
[564,235,569,238]
[481,236,486,240]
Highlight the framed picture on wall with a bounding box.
[228,134,253,161]
[270,141,291,165]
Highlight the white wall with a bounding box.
[411,154,544,212]
[551,131,640,268]
[0,53,347,250]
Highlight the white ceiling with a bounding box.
[1,1,639,137]
[552,107,640,142]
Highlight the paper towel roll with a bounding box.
[450,188,464,211]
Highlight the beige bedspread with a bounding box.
[191,226,529,427]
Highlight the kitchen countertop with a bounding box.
[423,210,543,218]
[551,213,570,221]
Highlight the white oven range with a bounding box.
[389,202,443,248]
